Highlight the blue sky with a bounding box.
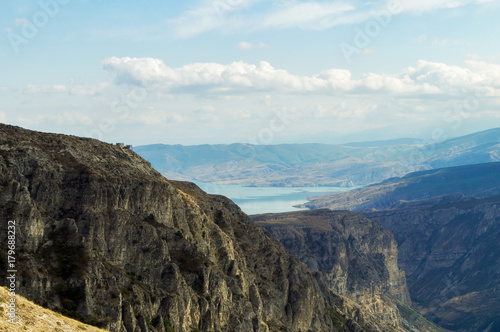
[1,0,500,145]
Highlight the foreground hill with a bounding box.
[297,162,500,211]
[134,128,500,187]
[0,124,416,331]
[0,287,108,332]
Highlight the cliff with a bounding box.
[252,210,443,332]
[365,196,500,332]
[0,124,404,332]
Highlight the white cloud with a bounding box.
[258,2,356,30]
[17,111,92,126]
[168,0,265,38]
[102,56,500,98]
[168,0,493,38]
[131,110,185,125]
[397,0,475,13]
[362,49,378,54]
[69,82,111,96]
[238,41,269,50]
[23,84,67,95]
[194,106,218,121]
[0,111,6,123]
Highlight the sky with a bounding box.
[1,0,500,146]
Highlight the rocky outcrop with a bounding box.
[0,124,410,332]
[252,209,413,329]
[365,196,500,332]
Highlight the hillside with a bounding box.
[297,162,500,211]
[365,196,500,332]
[0,124,418,332]
[252,210,444,332]
[293,161,500,331]
[0,286,107,332]
[134,128,500,187]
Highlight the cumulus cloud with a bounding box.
[0,111,6,123]
[102,56,500,98]
[23,84,67,95]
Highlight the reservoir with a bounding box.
[194,182,356,215]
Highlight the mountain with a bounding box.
[0,124,421,332]
[365,196,500,332]
[133,128,500,187]
[295,162,500,331]
[297,162,500,211]
[252,209,444,332]
[0,286,108,332]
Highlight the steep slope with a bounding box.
[365,196,500,332]
[298,162,500,211]
[252,210,443,332]
[0,124,402,332]
[134,127,500,187]
[0,286,108,332]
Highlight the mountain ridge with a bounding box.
[133,127,500,187]
[0,123,421,332]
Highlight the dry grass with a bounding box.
[0,287,108,332]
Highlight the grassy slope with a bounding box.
[0,287,108,332]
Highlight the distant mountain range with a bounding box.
[297,161,500,211]
[134,127,500,187]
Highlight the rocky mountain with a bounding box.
[0,124,418,332]
[0,286,108,332]
[297,162,500,211]
[252,210,443,332]
[293,162,500,331]
[365,196,500,332]
[134,128,500,187]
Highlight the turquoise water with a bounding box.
[194,182,355,215]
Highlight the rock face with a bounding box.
[365,196,500,332]
[252,210,412,329]
[0,124,408,332]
